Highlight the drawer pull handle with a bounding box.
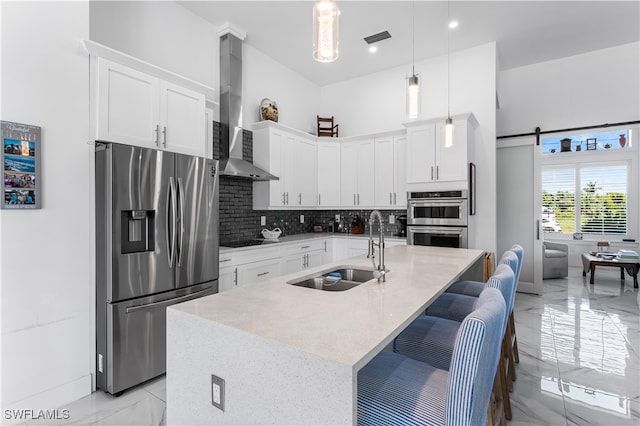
[220,258,232,262]
[257,271,269,277]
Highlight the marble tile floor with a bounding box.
[27,266,639,425]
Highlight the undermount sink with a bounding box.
[287,266,389,292]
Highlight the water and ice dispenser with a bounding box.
[120,210,155,254]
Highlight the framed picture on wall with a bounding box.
[2,121,42,209]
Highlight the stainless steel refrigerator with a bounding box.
[95,142,219,395]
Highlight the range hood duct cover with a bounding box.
[219,32,278,181]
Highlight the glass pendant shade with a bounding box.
[444,116,454,148]
[407,74,420,119]
[313,0,339,63]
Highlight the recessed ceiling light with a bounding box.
[369,45,378,53]
[449,20,459,29]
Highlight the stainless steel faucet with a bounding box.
[367,210,386,282]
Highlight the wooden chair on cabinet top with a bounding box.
[317,115,339,137]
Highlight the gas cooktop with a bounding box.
[221,239,280,248]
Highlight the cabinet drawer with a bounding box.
[282,240,325,256]
[237,258,281,286]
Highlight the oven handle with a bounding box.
[408,226,467,235]
[408,199,467,207]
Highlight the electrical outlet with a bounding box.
[389,214,395,224]
[260,216,266,226]
[211,374,225,411]
[300,214,305,224]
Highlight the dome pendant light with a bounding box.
[313,0,339,63]
[406,1,420,119]
[444,0,454,148]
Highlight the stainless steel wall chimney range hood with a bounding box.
[219,31,277,181]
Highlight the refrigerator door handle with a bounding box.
[176,177,185,266]
[166,177,177,267]
[125,286,213,314]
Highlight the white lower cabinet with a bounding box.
[218,237,403,291]
[237,258,281,287]
[282,240,326,275]
[219,265,237,293]
[332,237,405,262]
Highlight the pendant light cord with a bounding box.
[447,0,451,118]
[412,0,415,76]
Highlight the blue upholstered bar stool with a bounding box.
[418,250,519,420]
[426,251,518,322]
[446,245,523,377]
[395,263,517,421]
[358,288,506,426]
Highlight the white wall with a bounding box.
[1,0,92,413]
[321,43,498,253]
[90,0,218,89]
[497,42,640,136]
[89,1,321,133]
[243,43,320,133]
[496,42,640,280]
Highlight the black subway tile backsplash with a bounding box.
[213,120,406,245]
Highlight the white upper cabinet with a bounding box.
[317,140,341,208]
[292,135,318,207]
[340,139,375,207]
[159,81,205,157]
[374,134,407,208]
[95,58,206,157]
[97,59,159,148]
[405,114,475,190]
[253,122,317,209]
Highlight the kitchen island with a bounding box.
[166,245,484,425]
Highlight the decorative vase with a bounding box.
[259,98,278,122]
[619,134,627,148]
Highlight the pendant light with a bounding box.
[313,0,339,63]
[406,0,420,119]
[443,0,454,147]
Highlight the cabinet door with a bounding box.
[307,250,324,269]
[282,133,297,206]
[374,137,395,207]
[340,143,358,206]
[293,136,317,207]
[254,128,287,207]
[406,124,436,183]
[317,142,341,207]
[356,139,375,207]
[204,107,214,159]
[332,238,349,262]
[97,59,158,148]
[436,119,468,182]
[237,258,281,287]
[219,266,237,293]
[283,254,305,275]
[394,136,408,207]
[159,81,205,157]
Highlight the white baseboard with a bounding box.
[2,375,91,425]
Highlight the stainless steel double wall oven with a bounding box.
[407,190,468,248]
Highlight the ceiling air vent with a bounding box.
[364,31,391,45]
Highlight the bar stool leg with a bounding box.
[510,312,520,364]
[499,340,513,420]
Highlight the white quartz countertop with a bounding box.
[171,245,484,371]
